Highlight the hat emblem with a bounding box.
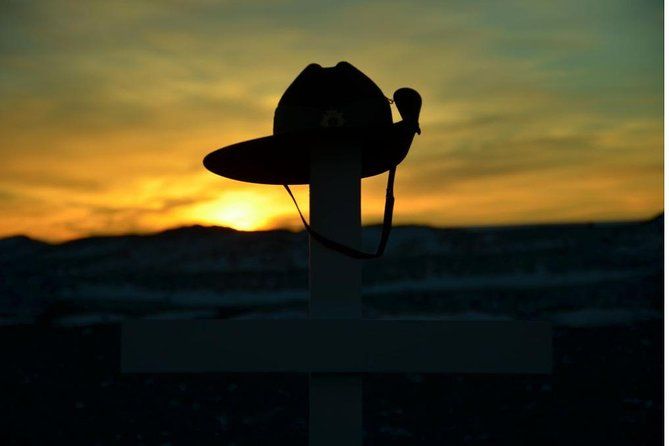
[320,109,345,128]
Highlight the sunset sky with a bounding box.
[0,0,662,241]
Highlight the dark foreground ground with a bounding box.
[0,321,661,445]
[0,218,662,444]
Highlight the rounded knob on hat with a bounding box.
[393,88,422,135]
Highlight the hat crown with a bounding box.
[274,62,392,134]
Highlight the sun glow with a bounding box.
[188,191,277,231]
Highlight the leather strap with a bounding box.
[283,167,396,259]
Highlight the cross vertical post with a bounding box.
[309,141,362,446]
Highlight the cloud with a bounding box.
[0,0,662,240]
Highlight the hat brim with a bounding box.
[203,122,416,185]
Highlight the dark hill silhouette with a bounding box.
[0,216,661,326]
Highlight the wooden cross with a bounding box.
[122,142,551,445]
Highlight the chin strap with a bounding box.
[283,167,396,259]
[281,88,420,259]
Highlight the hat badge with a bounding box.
[320,109,345,128]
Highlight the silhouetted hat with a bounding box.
[203,61,420,185]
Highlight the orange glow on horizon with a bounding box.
[185,191,276,232]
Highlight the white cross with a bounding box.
[122,142,551,445]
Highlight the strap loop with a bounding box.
[283,167,396,259]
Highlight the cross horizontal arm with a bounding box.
[122,319,551,374]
